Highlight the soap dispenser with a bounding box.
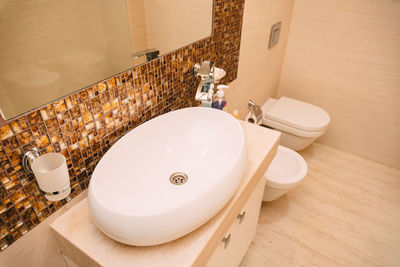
[212,84,228,111]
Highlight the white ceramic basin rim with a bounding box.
[88,107,247,246]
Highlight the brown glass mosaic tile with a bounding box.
[0,0,244,251]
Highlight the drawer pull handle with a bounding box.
[222,234,231,249]
[237,211,246,225]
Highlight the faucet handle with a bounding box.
[194,61,215,79]
[198,61,211,77]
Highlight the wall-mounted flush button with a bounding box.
[269,21,282,49]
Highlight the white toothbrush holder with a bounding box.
[23,149,71,201]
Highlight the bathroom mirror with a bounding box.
[0,0,213,120]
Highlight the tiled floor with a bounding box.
[240,143,400,267]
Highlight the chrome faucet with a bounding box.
[194,61,215,107]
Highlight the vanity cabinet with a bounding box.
[50,122,279,267]
[206,177,265,267]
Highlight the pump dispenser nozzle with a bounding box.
[212,84,228,111]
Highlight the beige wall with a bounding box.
[226,0,295,119]
[278,0,400,169]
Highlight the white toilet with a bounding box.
[256,96,330,201]
[261,96,330,150]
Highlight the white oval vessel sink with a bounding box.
[88,107,247,246]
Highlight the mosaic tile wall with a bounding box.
[0,0,244,251]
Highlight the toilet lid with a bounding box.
[265,97,330,132]
[265,146,308,189]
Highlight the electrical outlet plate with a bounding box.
[268,21,282,48]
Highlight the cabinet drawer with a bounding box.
[207,177,265,267]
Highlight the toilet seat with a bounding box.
[262,97,330,136]
[262,117,326,138]
[265,146,308,189]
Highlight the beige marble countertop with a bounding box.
[51,121,280,267]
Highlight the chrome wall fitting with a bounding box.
[248,100,263,123]
[22,148,40,173]
[131,48,159,61]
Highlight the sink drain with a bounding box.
[169,172,188,185]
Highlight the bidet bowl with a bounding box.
[263,145,308,201]
[88,107,247,246]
